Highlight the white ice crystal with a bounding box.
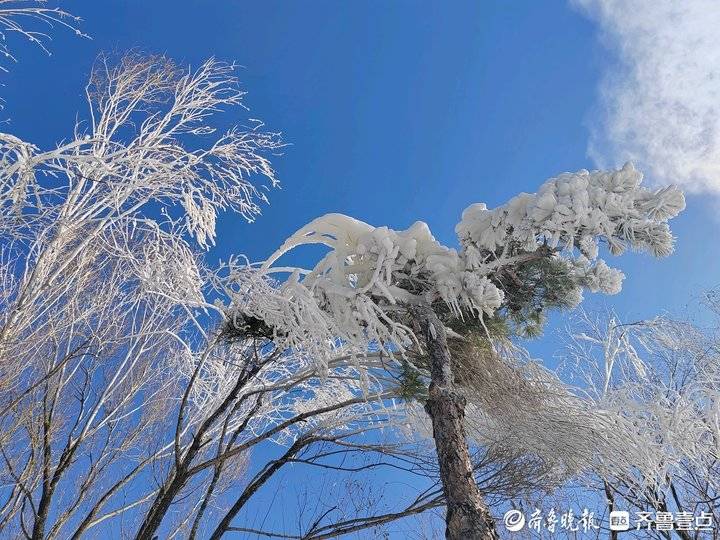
[456,163,683,257]
[251,163,684,365]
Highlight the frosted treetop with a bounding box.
[244,163,684,362]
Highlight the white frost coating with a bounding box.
[262,213,504,323]
[562,311,720,492]
[0,53,284,394]
[457,163,683,295]
[456,163,684,257]
[254,164,684,364]
[572,257,624,295]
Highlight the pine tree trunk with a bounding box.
[418,306,499,540]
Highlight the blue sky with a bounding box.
[4,1,719,536]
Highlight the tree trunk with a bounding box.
[418,306,499,540]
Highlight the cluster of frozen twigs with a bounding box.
[0,50,442,539]
[0,0,87,74]
[557,308,720,533]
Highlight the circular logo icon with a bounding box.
[503,509,526,532]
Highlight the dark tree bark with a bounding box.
[604,481,619,540]
[418,305,499,540]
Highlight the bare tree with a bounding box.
[0,51,282,537]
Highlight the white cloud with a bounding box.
[575,0,720,194]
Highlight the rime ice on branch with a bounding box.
[257,163,684,358]
[253,163,684,540]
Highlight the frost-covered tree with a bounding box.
[560,306,720,540]
[0,7,694,536]
[255,164,685,538]
[0,51,283,538]
[0,51,486,539]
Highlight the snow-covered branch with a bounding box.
[254,163,684,366]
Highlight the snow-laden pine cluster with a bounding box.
[251,163,684,361]
[457,162,684,296]
[457,163,684,256]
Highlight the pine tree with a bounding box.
[248,163,685,539]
